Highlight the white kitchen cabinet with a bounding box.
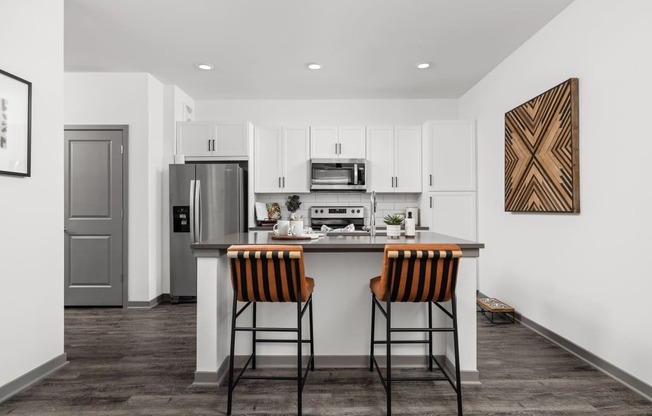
[254,126,283,193]
[177,121,249,158]
[367,125,421,193]
[254,126,309,193]
[425,192,477,241]
[424,121,476,191]
[310,126,365,159]
[177,122,214,156]
[282,127,310,193]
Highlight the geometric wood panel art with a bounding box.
[505,78,580,213]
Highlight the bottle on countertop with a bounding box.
[405,211,416,238]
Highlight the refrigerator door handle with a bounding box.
[189,179,196,243]
[196,180,203,242]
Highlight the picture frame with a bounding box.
[0,68,32,177]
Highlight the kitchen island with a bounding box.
[191,231,484,385]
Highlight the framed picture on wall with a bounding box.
[0,68,32,177]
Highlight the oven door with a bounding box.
[310,159,366,191]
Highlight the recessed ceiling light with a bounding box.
[196,63,214,70]
[416,62,431,69]
[307,63,322,70]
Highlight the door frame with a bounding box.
[64,125,129,308]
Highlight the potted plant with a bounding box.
[383,213,404,239]
[285,195,302,220]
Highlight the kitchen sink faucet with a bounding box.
[370,191,377,238]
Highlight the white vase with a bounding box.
[386,224,401,239]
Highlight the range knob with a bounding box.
[314,209,318,214]
[320,209,324,213]
[356,209,361,213]
[351,209,355,213]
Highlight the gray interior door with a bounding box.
[64,128,125,306]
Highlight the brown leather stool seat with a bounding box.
[226,245,315,416]
[369,244,464,415]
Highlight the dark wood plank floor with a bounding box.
[1,303,650,415]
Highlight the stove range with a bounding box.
[310,205,365,230]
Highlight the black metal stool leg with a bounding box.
[428,302,434,371]
[386,297,392,416]
[451,295,463,416]
[370,294,376,372]
[297,296,303,416]
[309,296,315,371]
[252,302,257,370]
[227,293,238,416]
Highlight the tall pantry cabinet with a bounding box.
[421,121,477,242]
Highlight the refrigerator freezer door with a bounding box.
[169,164,197,298]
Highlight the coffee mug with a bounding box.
[290,220,304,236]
[273,220,290,236]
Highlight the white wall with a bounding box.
[196,99,457,125]
[64,72,165,303]
[161,86,195,293]
[0,0,64,388]
[147,77,165,299]
[459,0,652,386]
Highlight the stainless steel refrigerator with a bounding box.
[169,163,247,301]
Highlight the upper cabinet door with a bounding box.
[337,126,366,159]
[394,126,422,193]
[283,127,310,193]
[254,126,283,193]
[428,121,476,191]
[366,126,394,193]
[310,126,338,158]
[177,122,214,156]
[213,122,248,157]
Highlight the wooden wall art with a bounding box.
[505,78,579,213]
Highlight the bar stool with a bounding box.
[369,244,463,416]
[226,245,315,416]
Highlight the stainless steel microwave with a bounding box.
[310,159,366,191]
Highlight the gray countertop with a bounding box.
[191,231,484,255]
[248,226,430,231]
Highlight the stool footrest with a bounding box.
[390,327,453,333]
[235,326,299,332]
[374,339,429,345]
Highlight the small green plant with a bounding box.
[285,195,302,219]
[383,213,404,225]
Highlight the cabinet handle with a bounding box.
[335,143,338,154]
[279,177,282,188]
[395,177,398,188]
[430,197,433,209]
[282,177,285,188]
[208,139,211,151]
[212,139,216,151]
[429,174,433,187]
[338,143,342,154]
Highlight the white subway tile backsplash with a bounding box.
[314,194,332,202]
[377,202,395,210]
[299,193,315,202]
[405,194,420,203]
[338,194,362,202]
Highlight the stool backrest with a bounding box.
[380,244,462,302]
[227,245,307,302]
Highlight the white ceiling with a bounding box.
[64,0,574,100]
